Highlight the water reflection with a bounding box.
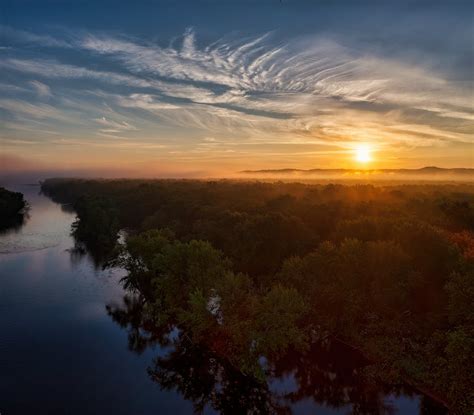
[269,341,399,415]
[0,185,71,254]
[149,342,282,414]
[1,186,192,415]
[107,294,288,414]
[67,242,108,270]
[107,294,448,415]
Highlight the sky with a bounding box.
[0,0,473,177]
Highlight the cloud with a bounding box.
[0,58,156,88]
[78,30,473,122]
[0,83,28,93]
[0,98,69,121]
[94,116,139,138]
[116,94,180,111]
[94,116,137,130]
[29,80,52,97]
[0,25,70,48]
[80,30,243,88]
[1,26,473,165]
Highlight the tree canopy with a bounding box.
[42,178,474,413]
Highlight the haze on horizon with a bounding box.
[1,0,473,178]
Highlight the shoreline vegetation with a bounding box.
[0,187,27,231]
[41,178,474,414]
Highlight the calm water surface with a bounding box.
[0,185,446,414]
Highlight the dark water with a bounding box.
[0,186,446,415]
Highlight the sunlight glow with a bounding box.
[355,145,372,163]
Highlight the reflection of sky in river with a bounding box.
[0,185,193,414]
[0,187,71,253]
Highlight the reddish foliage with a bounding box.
[447,230,474,260]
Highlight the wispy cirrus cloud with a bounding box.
[0,58,156,88]
[0,25,71,48]
[79,30,472,112]
[1,26,473,171]
[93,116,138,138]
[0,98,69,121]
[29,80,52,98]
[94,116,137,132]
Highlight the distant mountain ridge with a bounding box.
[241,166,474,175]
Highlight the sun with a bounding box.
[355,145,372,163]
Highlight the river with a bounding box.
[0,185,447,414]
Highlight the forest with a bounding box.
[0,187,27,231]
[41,178,474,414]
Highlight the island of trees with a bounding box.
[0,187,27,231]
[42,178,474,414]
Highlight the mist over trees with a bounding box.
[42,178,474,413]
